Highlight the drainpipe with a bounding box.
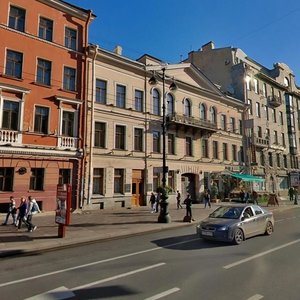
[80,10,93,208]
[86,44,98,205]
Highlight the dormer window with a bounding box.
[284,77,289,87]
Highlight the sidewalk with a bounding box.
[0,202,296,258]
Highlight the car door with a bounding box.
[241,206,257,237]
[252,205,267,234]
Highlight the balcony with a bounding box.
[268,95,282,107]
[269,143,286,152]
[0,129,20,145]
[58,136,79,150]
[166,113,218,134]
[251,135,269,148]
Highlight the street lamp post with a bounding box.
[146,63,190,223]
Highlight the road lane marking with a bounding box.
[72,263,165,291]
[223,238,300,269]
[144,287,180,300]
[247,294,264,300]
[0,238,198,288]
[24,286,75,300]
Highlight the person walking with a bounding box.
[252,191,258,205]
[16,197,30,230]
[183,193,194,222]
[26,196,41,232]
[176,190,183,209]
[2,196,17,226]
[288,187,294,202]
[203,189,211,208]
[149,192,156,213]
[155,192,161,213]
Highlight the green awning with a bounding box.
[230,173,264,182]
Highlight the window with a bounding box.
[276,153,281,168]
[30,168,44,190]
[240,146,244,163]
[2,100,19,130]
[63,67,76,91]
[37,58,51,86]
[262,83,267,97]
[134,128,143,151]
[62,111,75,137]
[280,111,284,125]
[168,134,175,155]
[115,125,126,149]
[65,27,77,50]
[212,141,218,159]
[274,131,278,144]
[268,153,273,167]
[9,5,25,32]
[201,139,209,158]
[220,114,226,130]
[284,77,290,87]
[281,133,285,147]
[200,104,206,120]
[114,169,124,194]
[246,75,251,90]
[0,168,14,191]
[59,169,71,185]
[185,137,192,156]
[257,126,262,138]
[232,145,237,161]
[259,151,265,166]
[255,102,261,118]
[93,168,104,195]
[94,122,106,148]
[167,94,174,115]
[247,99,253,115]
[5,50,23,79]
[184,99,191,117]
[283,155,288,168]
[266,128,270,139]
[210,107,216,124]
[254,78,259,94]
[39,17,53,41]
[34,106,49,134]
[135,90,143,112]
[152,89,160,115]
[230,117,235,132]
[239,120,243,135]
[223,143,228,160]
[265,106,269,121]
[168,171,175,192]
[153,131,161,153]
[272,108,276,123]
[96,79,107,104]
[116,84,126,108]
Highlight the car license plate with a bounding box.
[201,230,213,236]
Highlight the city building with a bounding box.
[185,41,300,196]
[0,0,94,210]
[83,44,244,209]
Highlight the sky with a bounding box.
[68,0,300,83]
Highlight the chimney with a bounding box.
[114,45,123,55]
[201,41,215,52]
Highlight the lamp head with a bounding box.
[169,81,177,91]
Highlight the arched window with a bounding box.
[152,89,160,115]
[210,107,217,124]
[184,98,191,117]
[200,103,206,120]
[167,93,174,115]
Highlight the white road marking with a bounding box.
[72,263,165,291]
[144,287,180,300]
[24,286,75,300]
[223,238,300,269]
[247,294,264,300]
[0,238,198,288]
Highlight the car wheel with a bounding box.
[233,228,244,245]
[265,221,273,235]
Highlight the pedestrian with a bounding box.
[26,196,41,232]
[240,189,245,202]
[203,189,211,208]
[244,190,250,203]
[16,197,30,230]
[293,188,298,205]
[2,196,17,226]
[288,187,294,202]
[183,193,194,222]
[155,192,161,213]
[252,190,258,205]
[176,190,183,209]
[149,192,156,213]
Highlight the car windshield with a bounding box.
[209,206,243,219]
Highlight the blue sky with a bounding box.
[69,0,300,82]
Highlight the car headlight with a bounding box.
[217,226,228,231]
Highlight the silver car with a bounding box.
[196,204,274,245]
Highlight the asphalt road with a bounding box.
[1,208,300,300]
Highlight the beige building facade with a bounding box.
[83,45,244,209]
[186,41,300,196]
